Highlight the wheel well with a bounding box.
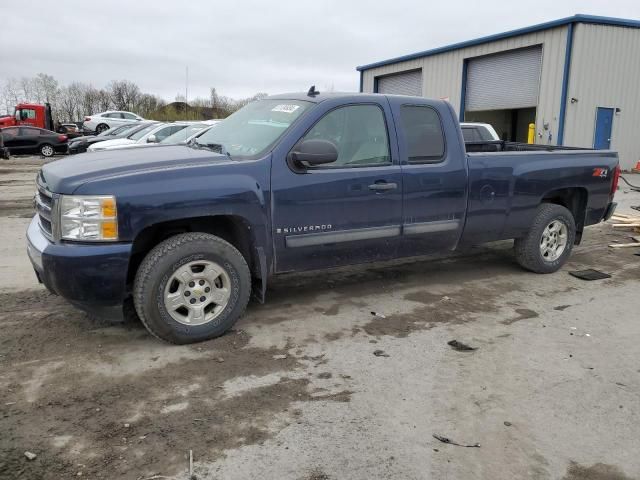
[127,215,256,285]
[541,187,588,243]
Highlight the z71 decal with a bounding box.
[592,167,609,178]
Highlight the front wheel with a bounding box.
[40,144,54,157]
[133,233,251,344]
[514,203,576,273]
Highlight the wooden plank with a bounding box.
[612,223,640,228]
[609,242,640,248]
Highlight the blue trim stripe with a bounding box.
[356,14,640,72]
[459,60,468,121]
[557,22,575,146]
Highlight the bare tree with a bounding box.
[108,80,141,111]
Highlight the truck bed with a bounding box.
[461,147,619,245]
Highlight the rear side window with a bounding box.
[400,105,445,163]
[122,112,137,120]
[19,127,40,136]
[1,127,19,138]
[462,127,482,142]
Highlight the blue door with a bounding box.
[270,97,403,273]
[594,107,614,149]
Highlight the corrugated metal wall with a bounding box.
[563,24,640,169]
[361,26,568,144]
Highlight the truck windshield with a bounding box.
[191,99,312,159]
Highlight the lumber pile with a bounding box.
[610,212,640,232]
[609,211,640,248]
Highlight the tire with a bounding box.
[96,123,109,134]
[514,203,576,274]
[40,144,54,157]
[133,233,251,344]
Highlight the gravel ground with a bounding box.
[1,156,639,480]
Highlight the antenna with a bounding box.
[307,85,320,97]
[185,66,189,120]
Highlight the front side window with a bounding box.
[155,125,186,141]
[16,109,36,120]
[400,105,445,163]
[161,124,207,144]
[300,104,390,168]
[192,99,312,159]
[19,127,40,136]
[129,124,157,140]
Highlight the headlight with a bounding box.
[60,195,118,241]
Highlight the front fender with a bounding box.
[74,159,273,262]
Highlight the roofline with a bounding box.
[356,14,640,71]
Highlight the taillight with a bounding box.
[611,164,621,195]
[84,117,91,122]
[58,134,67,142]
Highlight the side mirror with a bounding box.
[291,139,338,166]
[146,134,157,143]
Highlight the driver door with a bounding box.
[270,98,403,273]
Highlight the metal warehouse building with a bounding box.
[357,14,640,170]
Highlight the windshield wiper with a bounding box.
[189,140,232,159]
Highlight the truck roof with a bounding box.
[267,91,442,104]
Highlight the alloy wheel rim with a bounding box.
[163,260,231,326]
[42,145,53,156]
[540,220,568,262]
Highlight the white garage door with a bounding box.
[376,70,423,96]
[465,46,542,111]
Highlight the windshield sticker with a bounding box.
[271,104,300,114]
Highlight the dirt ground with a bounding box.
[1,156,639,480]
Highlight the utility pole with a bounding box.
[185,66,189,120]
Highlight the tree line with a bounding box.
[0,73,267,123]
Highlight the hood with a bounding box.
[89,138,135,150]
[41,145,230,193]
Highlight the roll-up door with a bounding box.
[376,70,423,96]
[465,46,542,111]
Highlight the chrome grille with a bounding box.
[35,173,54,239]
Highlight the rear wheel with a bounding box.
[514,203,576,273]
[133,232,251,344]
[96,123,109,134]
[40,144,54,157]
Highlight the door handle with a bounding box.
[368,182,397,192]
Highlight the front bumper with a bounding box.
[68,143,88,154]
[26,216,133,320]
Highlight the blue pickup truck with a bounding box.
[27,90,619,344]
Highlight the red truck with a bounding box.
[0,103,55,131]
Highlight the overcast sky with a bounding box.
[2,0,639,101]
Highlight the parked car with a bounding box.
[114,121,221,150]
[87,123,188,152]
[161,121,220,144]
[68,122,157,154]
[28,92,619,344]
[0,130,9,159]
[1,126,67,157]
[56,123,84,139]
[460,122,500,142]
[82,111,144,134]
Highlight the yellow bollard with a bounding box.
[527,123,535,144]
